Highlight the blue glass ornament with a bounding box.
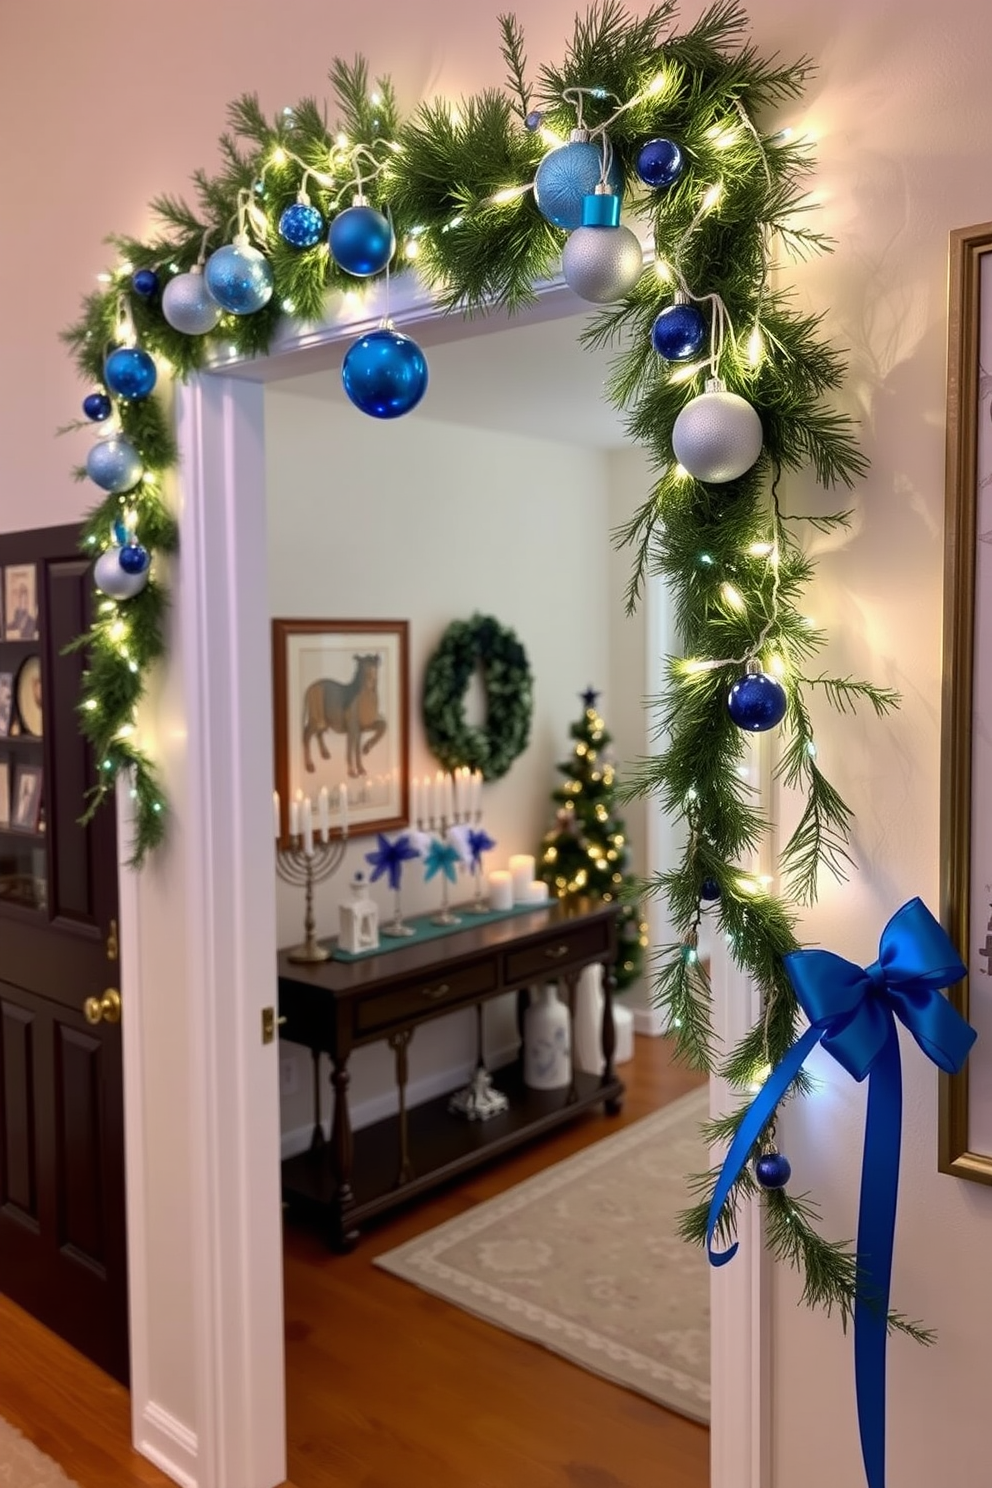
[132,268,160,298]
[328,201,395,277]
[652,301,707,361]
[105,346,157,400]
[727,667,788,733]
[278,201,325,249]
[754,1151,792,1190]
[636,138,684,189]
[83,392,112,422]
[524,110,544,132]
[120,542,150,575]
[341,328,428,420]
[700,878,721,902]
[86,436,143,494]
[533,133,623,230]
[204,239,274,315]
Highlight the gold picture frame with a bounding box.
[939,220,992,1183]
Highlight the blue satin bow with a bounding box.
[706,898,974,1488]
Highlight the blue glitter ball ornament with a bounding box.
[329,201,395,277]
[727,667,788,733]
[86,436,143,494]
[636,137,684,189]
[278,201,325,249]
[754,1151,792,1190]
[162,267,222,335]
[700,878,721,902]
[341,328,428,419]
[104,346,157,400]
[119,542,150,576]
[204,239,274,315]
[132,268,160,298]
[652,301,707,361]
[533,134,623,229]
[83,392,112,422]
[524,110,544,132]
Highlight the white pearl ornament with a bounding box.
[672,377,764,483]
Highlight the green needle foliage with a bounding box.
[61,0,909,1332]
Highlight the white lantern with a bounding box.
[338,873,379,954]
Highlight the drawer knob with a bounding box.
[545,944,570,960]
[422,982,451,1000]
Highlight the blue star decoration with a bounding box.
[581,684,600,710]
[467,827,496,870]
[365,832,420,891]
[423,837,462,884]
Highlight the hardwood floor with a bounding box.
[0,1035,708,1488]
[283,1034,709,1488]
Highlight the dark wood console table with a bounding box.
[277,901,624,1249]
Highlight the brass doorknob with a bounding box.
[84,988,122,1025]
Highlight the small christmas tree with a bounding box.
[537,688,646,990]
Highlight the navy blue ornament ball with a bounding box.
[524,110,544,132]
[278,201,325,249]
[341,328,428,420]
[329,202,395,277]
[104,346,157,400]
[636,137,684,189]
[83,392,112,422]
[132,268,160,298]
[119,542,150,576]
[204,240,274,315]
[534,135,623,229]
[652,302,707,361]
[727,668,788,733]
[700,878,721,902]
[754,1151,792,1189]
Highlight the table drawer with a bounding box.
[354,958,499,1035]
[503,920,612,984]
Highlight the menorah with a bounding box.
[414,803,491,919]
[277,833,348,963]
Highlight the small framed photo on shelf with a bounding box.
[3,564,39,642]
[0,672,12,737]
[11,762,42,833]
[0,760,9,827]
[272,619,409,848]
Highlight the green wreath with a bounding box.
[422,614,533,781]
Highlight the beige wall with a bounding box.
[4,0,992,1482]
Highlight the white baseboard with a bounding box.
[136,1403,199,1488]
[281,1039,520,1160]
[631,1004,667,1037]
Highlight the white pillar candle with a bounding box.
[318,787,329,842]
[339,782,348,836]
[301,797,314,857]
[289,796,300,837]
[488,870,514,911]
[509,854,536,903]
[273,790,281,840]
[525,879,550,904]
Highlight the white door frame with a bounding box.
[118,276,769,1488]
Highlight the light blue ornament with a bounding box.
[204,238,274,315]
[342,327,428,419]
[329,198,395,277]
[162,266,222,335]
[105,346,157,400]
[534,131,623,229]
[94,545,149,600]
[86,435,143,494]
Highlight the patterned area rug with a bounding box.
[376,1087,710,1423]
[0,1416,80,1487]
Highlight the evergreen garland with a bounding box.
[60,1,913,1333]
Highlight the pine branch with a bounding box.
[803,673,902,717]
[498,13,532,118]
[650,943,716,1071]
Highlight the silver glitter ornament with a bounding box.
[562,221,643,303]
[671,378,763,483]
[162,266,222,335]
[94,545,150,600]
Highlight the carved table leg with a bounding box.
[309,1045,325,1152]
[329,1055,360,1250]
[388,1028,415,1186]
[600,961,625,1115]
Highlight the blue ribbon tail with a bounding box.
[854,1027,902,1488]
[706,1025,822,1265]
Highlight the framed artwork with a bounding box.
[0,673,11,737]
[3,564,39,642]
[272,619,409,847]
[940,220,992,1183]
[11,762,42,833]
[0,760,9,827]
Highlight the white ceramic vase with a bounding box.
[523,984,571,1090]
[572,962,605,1075]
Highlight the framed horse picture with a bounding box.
[272,618,409,847]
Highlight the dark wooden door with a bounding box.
[0,523,128,1383]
